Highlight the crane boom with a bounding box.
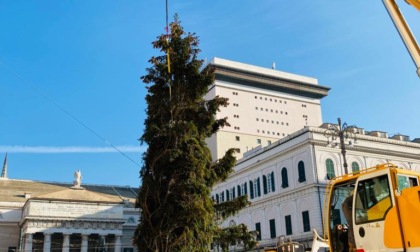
[382,0,420,78]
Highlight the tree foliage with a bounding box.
[134,16,257,252]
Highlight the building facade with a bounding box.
[207,58,420,251]
[212,124,420,250]
[0,173,139,252]
[205,58,330,161]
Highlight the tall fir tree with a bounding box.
[134,17,257,252]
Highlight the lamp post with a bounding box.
[323,118,358,174]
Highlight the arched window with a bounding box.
[263,172,276,194]
[298,161,306,183]
[326,159,335,179]
[281,168,289,188]
[352,162,360,173]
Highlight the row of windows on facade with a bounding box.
[254,96,288,104]
[213,162,307,203]
[255,107,288,115]
[253,211,311,241]
[256,118,289,126]
[257,129,287,137]
[212,211,310,250]
[326,159,360,179]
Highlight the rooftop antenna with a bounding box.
[272,62,276,69]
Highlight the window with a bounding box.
[254,178,261,197]
[355,175,392,224]
[230,187,235,199]
[285,215,292,235]
[298,161,306,183]
[281,168,289,188]
[250,178,261,199]
[256,118,259,121]
[226,189,230,201]
[237,185,241,197]
[241,183,248,196]
[216,194,220,203]
[269,219,276,238]
[235,148,241,153]
[302,211,310,232]
[236,136,240,141]
[263,172,276,194]
[326,159,335,179]
[397,175,419,192]
[257,139,261,144]
[352,162,360,173]
[268,140,272,145]
[255,222,262,240]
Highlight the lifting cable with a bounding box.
[165,0,174,125]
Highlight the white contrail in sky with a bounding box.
[0,145,146,153]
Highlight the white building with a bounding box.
[0,170,139,252]
[205,58,330,161]
[208,58,420,251]
[212,125,420,250]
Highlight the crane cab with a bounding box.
[325,164,420,252]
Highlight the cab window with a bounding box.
[397,175,418,192]
[355,175,392,224]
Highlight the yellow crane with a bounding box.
[383,0,420,77]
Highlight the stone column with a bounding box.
[81,234,89,252]
[43,233,52,252]
[62,233,70,252]
[114,234,122,252]
[24,233,33,252]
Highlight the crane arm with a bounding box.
[405,0,420,11]
[383,0,420,77]
[383,0,420,78]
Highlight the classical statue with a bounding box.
[74,170,82,187]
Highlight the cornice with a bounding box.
[215,68,329,99]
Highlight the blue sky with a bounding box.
[1,1,419,187]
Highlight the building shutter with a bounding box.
[271,171,276,192]
[255,222,261,240]
[237,185,241,196]
[269,219,276,238]
[302,211,310,232]
[263,175,268,195]
[249,181,254,199]
[257,178,261,197]
[285,215,292,235]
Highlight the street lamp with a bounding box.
[323,118,358,174]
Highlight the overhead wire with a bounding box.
[0,59,141,168]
